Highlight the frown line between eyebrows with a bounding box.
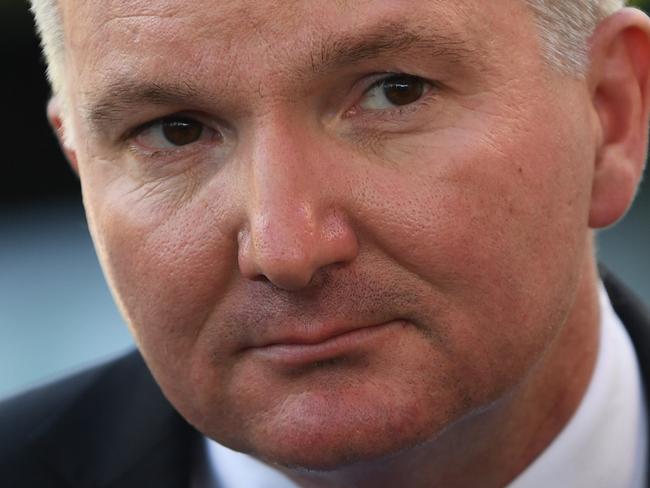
[80,20,475,134]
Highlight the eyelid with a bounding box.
[123,111,216,140]
[362,73,424,92]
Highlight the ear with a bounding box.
[47,96,79,175]
[587,8,650,229]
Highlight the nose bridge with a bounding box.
[238,114,358,290]
[252,116,318,222]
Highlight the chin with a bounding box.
[253,431,426,473]
[226,385,458,472]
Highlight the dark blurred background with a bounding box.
[1,0,649,397]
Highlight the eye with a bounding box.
[359,75,431,111]
[134,116,221,150]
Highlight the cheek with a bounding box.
[352,107,593,393]
[83,174,240,382]
[356,129,589,284]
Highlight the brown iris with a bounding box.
[162,118,204,146]
[382,76,425,106]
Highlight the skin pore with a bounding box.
[50,0,650,487]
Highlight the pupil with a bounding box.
[162,118,203,146]
[383,76,424,106]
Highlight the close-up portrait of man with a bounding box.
[1,0,650,487]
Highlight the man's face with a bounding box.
[61,0,598,468]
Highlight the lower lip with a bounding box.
[249,321,407,368]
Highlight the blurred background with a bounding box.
[1,0,649,398]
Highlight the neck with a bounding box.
[282,250,602,488]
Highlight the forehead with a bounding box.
[64,0,491,45]
[60,0,538,111]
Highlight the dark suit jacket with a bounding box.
[1,272,649,487]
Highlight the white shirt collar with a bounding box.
[194,284,647,488]
[193,440,297,488]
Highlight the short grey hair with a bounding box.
[30,0,627,96]
[525,0,627,74]
[29,0,65,97]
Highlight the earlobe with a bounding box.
[587,8,650,229]
[47,96,79,175]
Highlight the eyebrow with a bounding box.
[310,21,473,74]
[82,21,474,131]
[82,80,205,129]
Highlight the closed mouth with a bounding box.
[245,320,407,368]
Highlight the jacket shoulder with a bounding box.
[0,350,179,487]
[1,351,139,441]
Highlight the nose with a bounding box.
[237,122,359,290]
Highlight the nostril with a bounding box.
[249,274,270,284]
[237,209,359,291]
[256,252,318,291]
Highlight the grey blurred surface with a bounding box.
[0,200,133,398]
[0,187,648,398]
